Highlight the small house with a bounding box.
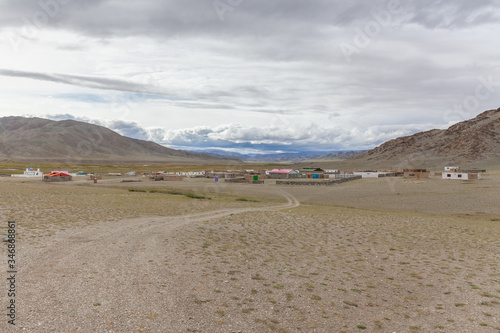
[403,169,430,179]
[268,169,300,179]
[43,171,72,182]
[24,165,42,177]
[354,172,392,178]
[442,172,481,180]
[11,165,43,178]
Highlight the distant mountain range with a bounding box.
[354,108,500,168]
[2,108,498,167]
[189,149,366,162]
[0,117,240,164]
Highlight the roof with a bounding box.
[44,172,71,177]
[300,168,324,172]
[269,169,296,174]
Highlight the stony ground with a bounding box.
[0,173,499,332]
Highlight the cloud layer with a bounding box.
[42,113,442,154]
[1,0,499,153]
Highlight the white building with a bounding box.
[353,172,391,178]
[442,172,481,180]
[267,169,299,175]
[170,171,206,177]
[444,166,460,171]
[12,165,43,178]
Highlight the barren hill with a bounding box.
[311,150,366,160]
[0,117,241,164]
[355,108,500,168]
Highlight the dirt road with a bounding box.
[8,188,299,332]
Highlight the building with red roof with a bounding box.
[267,169,300,179]
[43,171,72,182]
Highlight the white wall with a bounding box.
[442,172,468,180]
[353,172,385,178]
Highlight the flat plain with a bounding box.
[0,170,499,332]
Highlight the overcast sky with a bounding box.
[1,0,499,154]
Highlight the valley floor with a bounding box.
[0,173,499,332]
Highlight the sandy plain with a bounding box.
[0,171,499,332]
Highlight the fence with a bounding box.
[276,176,362,186]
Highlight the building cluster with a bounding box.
[201,166,485,183]
[152,166,485,183]
[9,165,78,181]
[436,166,482,180]
[109,166,488,183]
[403,167,483,180]
[5,164,486,184]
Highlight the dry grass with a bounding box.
[0,177,275,242]
[1,170,499,332]
[162,204,500,332]
[0,161,284,175]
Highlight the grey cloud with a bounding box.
[0,68,281,109]
[0,68,168,95]
[145,121,434,152]
[3,1,500,154]
[406,0,500,29]
[43,113,92,122]
[0,68,309,116]
[2,0,496,40]
[44,114,149,140]
[105,120,150,140]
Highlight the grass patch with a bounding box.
[128,188,146,192]
[131,188,210,199]
[343,301,358,307]
[235,197,259,202]
[149,189,182,195]
[184,192,208,200]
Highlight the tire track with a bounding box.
[14,187,300,332]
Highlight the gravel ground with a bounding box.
[0,175,499,332]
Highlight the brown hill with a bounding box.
[0,117,241,164]
[310,150,366,161]
[355,108,500,169]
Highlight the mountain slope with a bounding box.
[310,151,366,161]
[0,117,241,164]
[355,108,500,168]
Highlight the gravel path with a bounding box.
[10,188,299,332]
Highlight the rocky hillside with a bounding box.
[355,108,500,167]
[312,150,366,160]
[0,117,241,164]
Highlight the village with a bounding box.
[2,161,498,333]
[8,164,486,183]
